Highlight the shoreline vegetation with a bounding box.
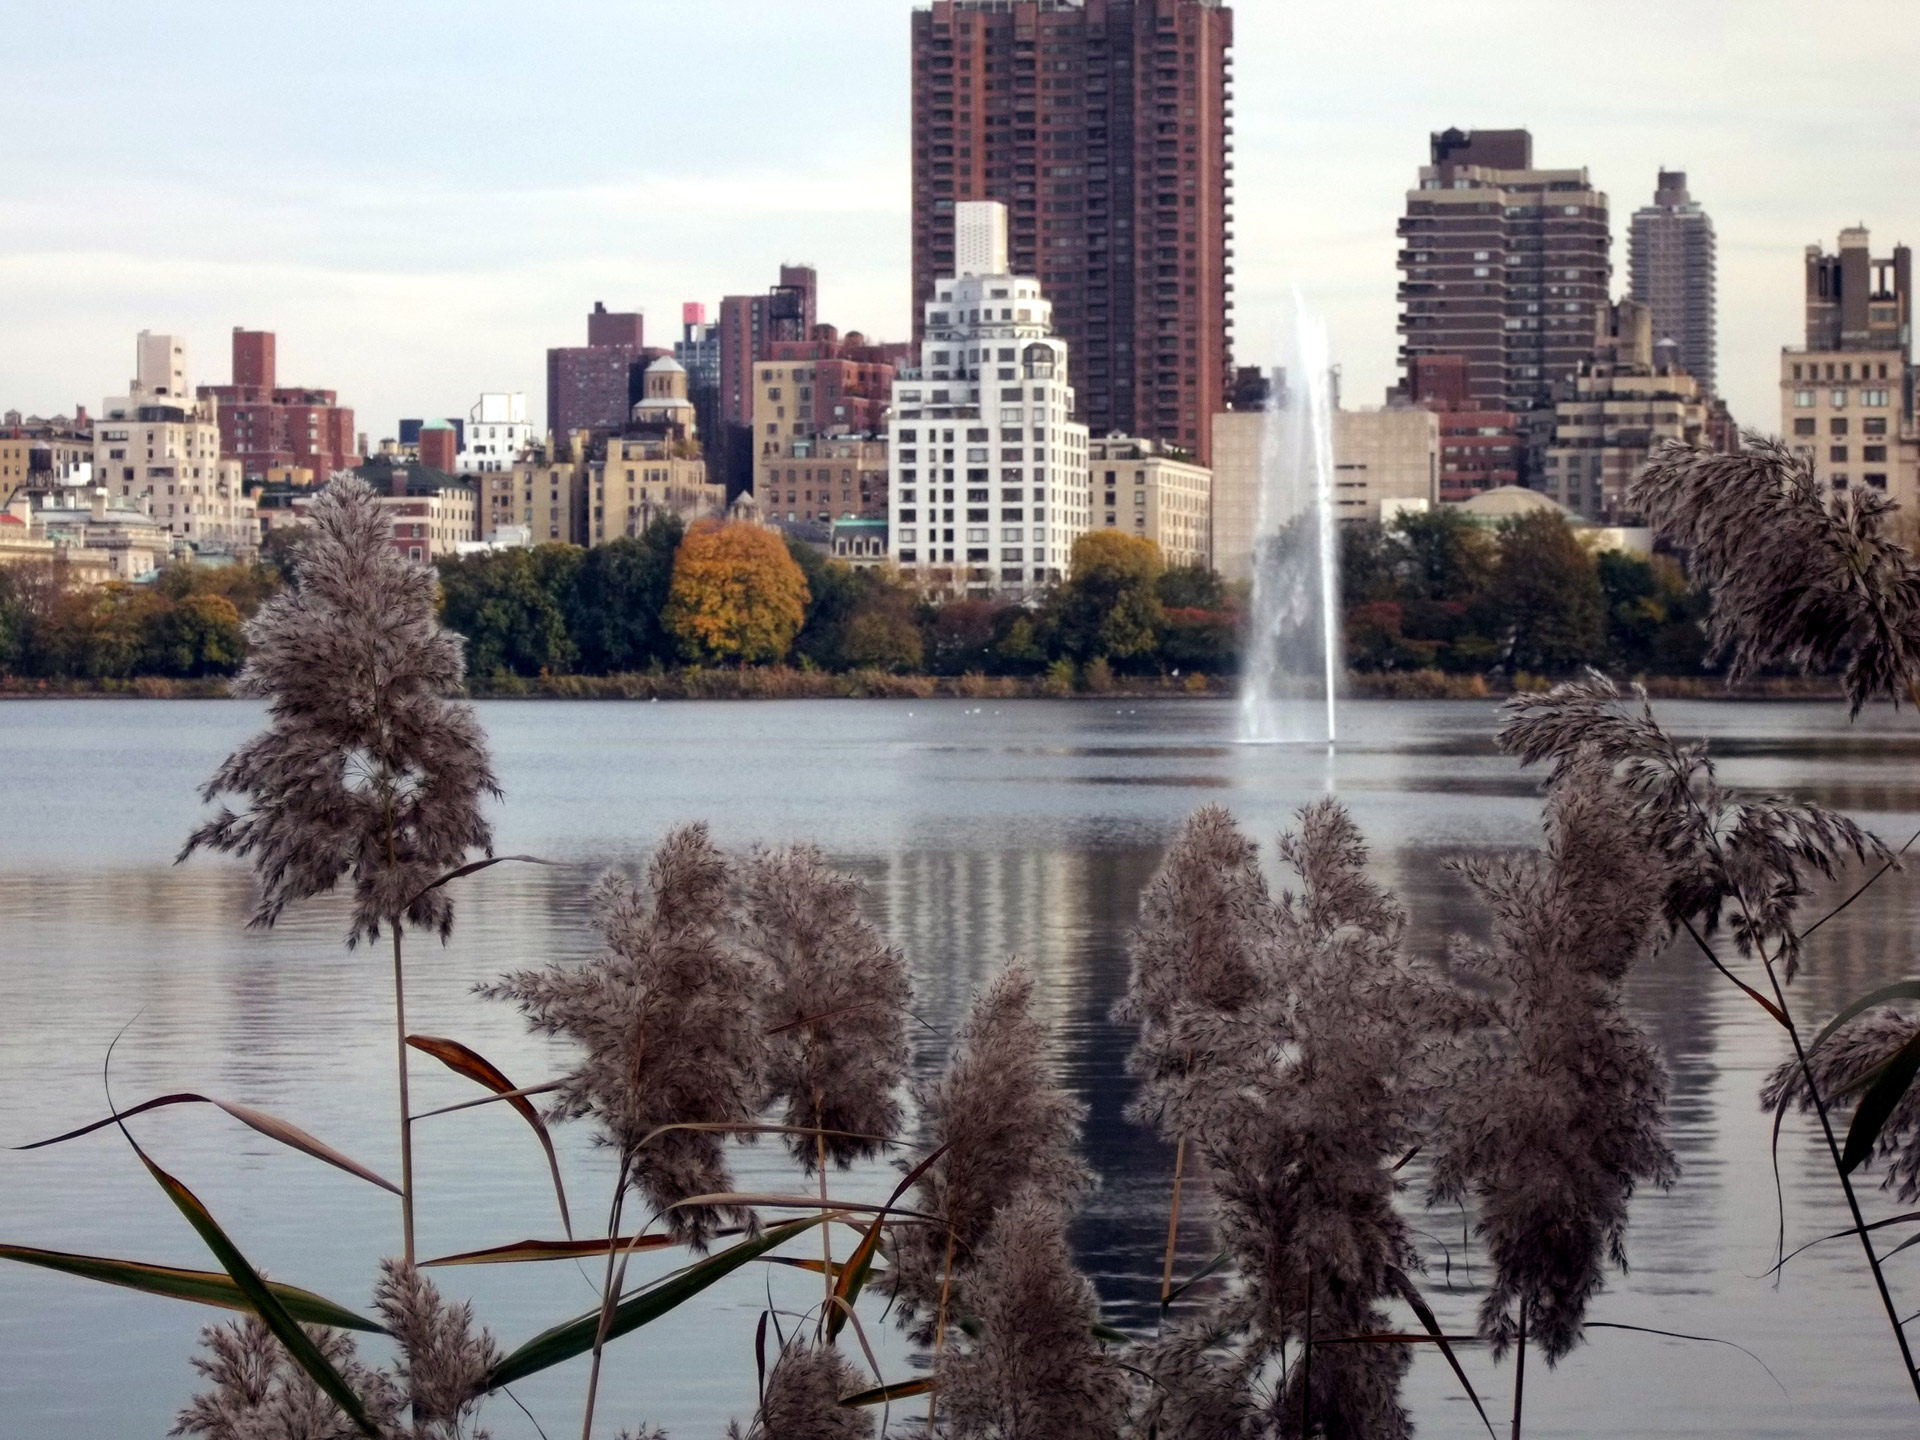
[0,667,1849,702]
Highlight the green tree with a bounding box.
[783,538,866,670]
[436,545,581,677]
[1047,531,1165,666]
[141,591,246,676]
[664,521,810,665]
[1392,507,1497,602]
[1487,511,1606,675]
[1341,522,1401,608]
[1156,563,1226,611]
[566,517,683,673]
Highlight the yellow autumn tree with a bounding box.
[664,521,811,665]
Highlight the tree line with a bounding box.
[0,507,1715,686]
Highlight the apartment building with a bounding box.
[1331,407,1440,525]
[1089,434,1211,568]
[1545,299,1708,523]
[1780,227,1917,509]
[96,332,255,552]
[910,0,1235,462]
[198,328,359,484]
[889,201,1091,595]
[457,393,531,474]
[1628,170,1717,396]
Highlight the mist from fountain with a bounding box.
[1237,298,1342,745]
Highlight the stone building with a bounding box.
[1089,434,1212,569]
[1628,170,1717,397]
[1780,226,1918,511]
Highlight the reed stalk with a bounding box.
[1160,1134,1186,1308]
[1509,1297,1527,1440]
[581,1158,633,1440]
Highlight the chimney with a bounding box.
[90,487,108,521]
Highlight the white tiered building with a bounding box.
[888,201,1089,595]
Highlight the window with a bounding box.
[966,527,989,543]
[1864,446,1888,463]
[897,528,916,544]
[1830,446,1850,463]
[1864,389,1891,407]
[1794,419,1817,436]
[1794,390,1817,408]
[1831,390,1849,408]
[1831,418,1849,435]
[1865,417,1888,436]
[1002,527,1023,542]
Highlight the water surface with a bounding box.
[2,696,1917,1437]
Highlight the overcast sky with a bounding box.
[4,0,1916,442]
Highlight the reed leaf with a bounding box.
[420,1233,719,1267]
[486,1214,829,1389]
[1387,1264,1494,1438]
[403,854,557,908]
[0,1244,385,1332]
[17,1093,397,1194]
[407,1034,572,1236]
[136,1145,381,1435]
[827,1140,950,1344]
[840,1377,933,1407]
[1842,1031,1920,1174]
[669,1192,940,1223]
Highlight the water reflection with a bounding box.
[2,698,1918,1436]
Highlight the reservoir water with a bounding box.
[2,696,1918,1437]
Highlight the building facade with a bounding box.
[1396,128,1611,480]
[547,303,646,445]
[909,0,1235,463]
[1545,300,1709,523]
[97,332,255,552]
[458,393,531,474]
[1780,227,1918,510]
[751,328,899,520]
[1089,435,1211,568]
[889,201,1091,594]
[1628,169,1716,396]
[1331,407,1440,524]
[198,328,360,484]
[0,413,92,502]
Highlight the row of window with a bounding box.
[1792,389,1892,408]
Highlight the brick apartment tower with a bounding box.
[199,327,360,483]
[546,302,645,444]
[909,0,1234,464]
[1396,129,1611,479]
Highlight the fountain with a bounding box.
[1238,296,1342,745]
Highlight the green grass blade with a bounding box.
[1842,1030,1920,1174]
[487,1215,827,1390]
[0,1244,385,1332]
[137,1149,381,1435]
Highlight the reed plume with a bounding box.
[172,1263,498,1438]
[887,959,1090,1342]
[739,844,910,1172]
[484,824,767,1249]
[179,472,499,1262]
[1430,767,1678,1363]
[1765,1008,1920,1200]
[180,473,497,943]
[729,1340,873,1440]
[1632,436,1920,715]
[1124,1322,1259,1440]
[938,1189,1128,1440]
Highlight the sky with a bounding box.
[4,0,1917,443]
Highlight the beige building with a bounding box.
[1089,436,1212,570]
[1780,227,1918,510]
[1211,404,1440,582]
[0,416,92,502]
[95,332,255,553]
[1546,299,1710,522]
[2,487,174,582]
[1332,407,1439,525]
[491,433,724,547]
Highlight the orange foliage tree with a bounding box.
[663,521,811,665]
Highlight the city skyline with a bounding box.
[4,0,1917,442]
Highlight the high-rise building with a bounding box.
[198,327,360,484]
[1400,353,1521,502]
[1396,128,1611,480]
[1628,170,1717,396]
[889,201,1091,594]
[718,267,817,427]
[909,0,1234,463]
[1780,226,1918,509]
[98,331,255,551]
[1545,299,1709,523]
[547,303,645,445]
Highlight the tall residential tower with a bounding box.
[910,0,1233,463]
[1396,128,1611,480]
[1628,170,1717,395]
[889,201,1090,594]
